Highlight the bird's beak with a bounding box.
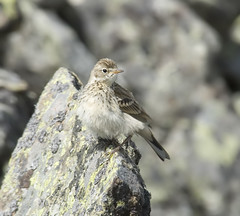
[111,69,124,74]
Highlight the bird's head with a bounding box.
[88,58,124,86]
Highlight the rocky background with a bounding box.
[0,0,240,215]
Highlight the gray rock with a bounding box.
[0,0,21,34]
[159,84,240,216]
[33,0,66,9]
[3,0,95,94]
[231,16,240,44]
[182,0,240,91]
[0,68,151,216]
[64,2,240,216]
[0,68,28,91]
[0,0,240,215]
[0,68,31,183]
[232,93,240,117]
[72,0,220,127]
[220,15,240,90]
[182,0,240,37]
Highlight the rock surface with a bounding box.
[0,0,240,215]
[0,68,150,216]
[0,68,31,183]
[2,0,96,94]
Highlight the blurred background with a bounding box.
[0,0,240,215]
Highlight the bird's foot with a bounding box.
[107,135,133,157]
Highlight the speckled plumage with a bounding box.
[78,80,145,139]
[77,58,170,161]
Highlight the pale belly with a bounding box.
[77,95,144,139]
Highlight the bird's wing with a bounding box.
[112,82,152,124]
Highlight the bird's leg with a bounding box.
[121,135,133,149]
[110,135,133,155]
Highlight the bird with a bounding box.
[77,58,170,161]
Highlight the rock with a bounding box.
[3,0,95,94]
[218,43,240,91]
[231,15,240,44]
[232,93,240,117]
[0,0,21,34]
[1,0,240,215]
[0,0,22,66]
[218,15,240,91]
[159,83,240,216]
[33,0,66,9]
[182,1,240,91]
[70,0,220,128]
[0,68,28,91]
[138,80,240,216]
[182,0,240,37]
[0,68,31,184]
[0,68,151,216]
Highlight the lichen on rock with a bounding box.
[0,67,150,216]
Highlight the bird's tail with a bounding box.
[138,127,170,161]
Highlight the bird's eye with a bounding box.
[102,68,107,73]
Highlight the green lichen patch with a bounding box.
[0,68,150,216]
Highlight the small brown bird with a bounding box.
[77,58,170,161]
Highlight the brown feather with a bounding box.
[112,82,152,124]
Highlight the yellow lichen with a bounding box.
[1,0,17,18]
